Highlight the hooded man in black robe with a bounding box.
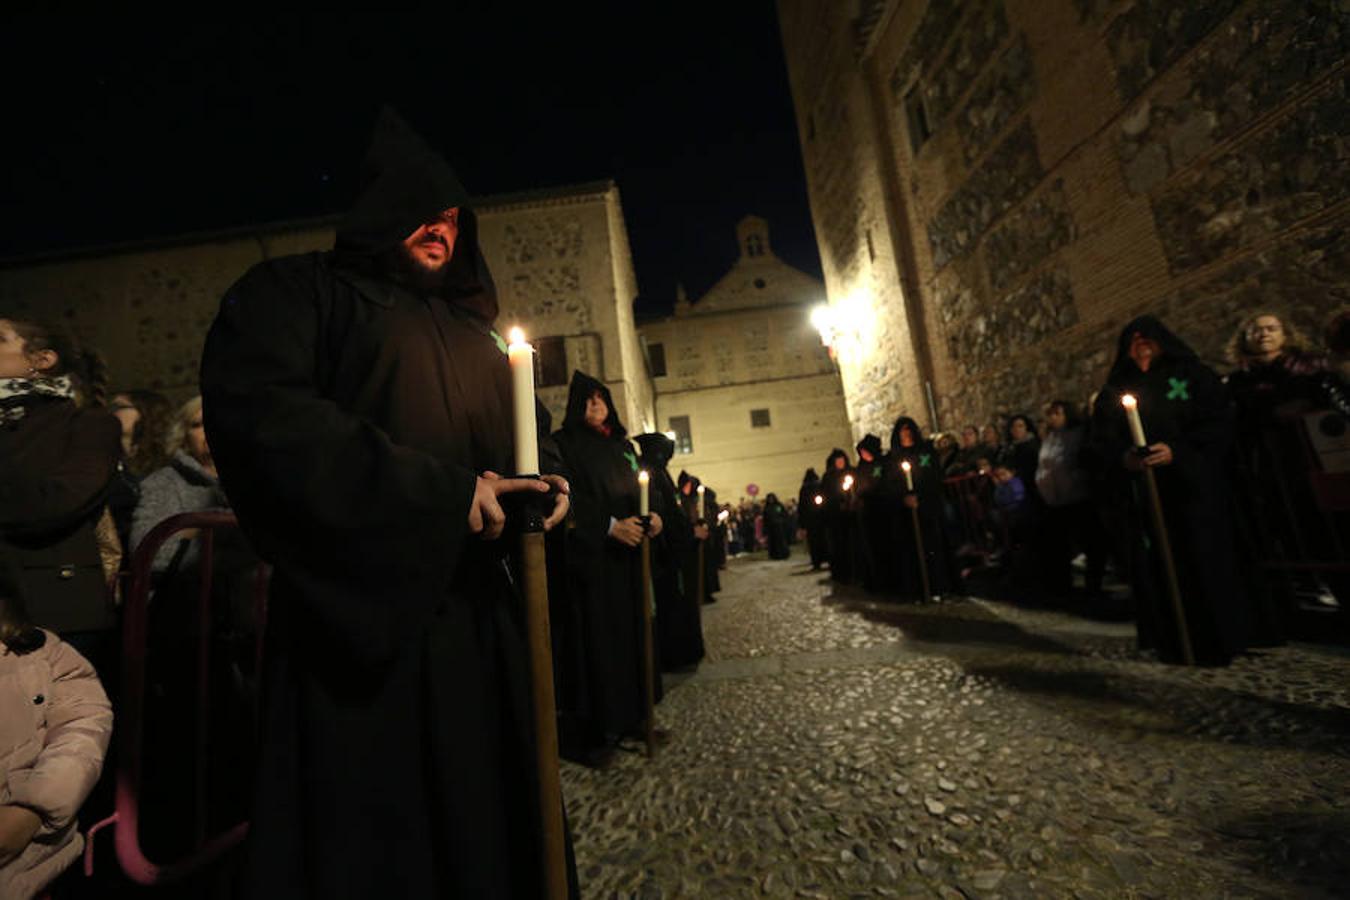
[883,417,956,601]
[552,371,663,763]
[200,109,573,899]
[1091,315,1251,665]
[636,432,704,668]
[676,471,715,602]
[763,493,791,560]
[820,448,855,583]
[853,434,886,591]
[797,468,828,569]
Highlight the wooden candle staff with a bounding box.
[901,460,932,603]
[638,470,657,758]
[506,327,568,899]
[1121,393,1194,666]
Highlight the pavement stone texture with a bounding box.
[560,554,1350,899]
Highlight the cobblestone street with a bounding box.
[561,555,1350,899]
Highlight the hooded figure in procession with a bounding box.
[797,468,828,570]
[883,416,955,601]
[1091,315,1250,665]
[552,371,663,764]
[853,434,886,591]
[819,448,855,583]
[200,109,575,899]
[635,432,704,669]
[676,471,714,602]
[763,492,791,560]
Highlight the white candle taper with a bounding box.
[638,470,649,517]
[901,460,914,492]
[1120,393,1147,448]
[507,327,540,475]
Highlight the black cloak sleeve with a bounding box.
[201,259,478,582]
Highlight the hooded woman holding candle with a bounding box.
[635,432,704,669]
[1090,315,1250,665]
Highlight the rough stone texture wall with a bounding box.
[780,0,1349,433]
[779,0,931,443]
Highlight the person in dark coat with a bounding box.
[797,468,828,570]
[820,448,855,583]
[703,484,723,595]
[883,416,956,601]
[1090,315,1251,666]
[763,493,791,560]
[0,319,121,681]
[635,432,703,669]
[199,109,574,899]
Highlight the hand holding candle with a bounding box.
[508,327,540,475]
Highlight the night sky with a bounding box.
[0,8,822,317]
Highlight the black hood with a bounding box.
[801,468,819,485]
[1107,315,1199,384]
[856,434,883,459]
[889,416,926,452]
[677,470,701,495]
[635,432,675,466]
[562,370,626,439]
[825,448,850,472]
[335,107,498,322]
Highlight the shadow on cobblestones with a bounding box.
[1217,809,1350,896]
[823,593,1076,656]
[962,661,1350,756]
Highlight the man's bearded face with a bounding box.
[403,208,460,270]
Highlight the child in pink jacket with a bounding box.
[0,579,113,900]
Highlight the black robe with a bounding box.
[200,109,569,899]
[820,448,855,583]
[1090,315,1250,665]
[853,434,886,591]
[703,486,723,595]
[551,371,649,752]
[797,469,828,568]
[764,496,790,560]
[676,472,711,602]
[882,418,956,601]
[636,433,705,668]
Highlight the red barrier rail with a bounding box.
[83,510,269,886]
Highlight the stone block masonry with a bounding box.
[780,0,1350,432]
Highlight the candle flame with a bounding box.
[813,494,823,505]
[901,461,912,472]
[638,470,649,484]
[1120,393,1137,409]
[842,474,854,491]
[508,326,525,346]
[697,484,705,495]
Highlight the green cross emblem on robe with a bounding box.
[1166,378,1190,401]
[872,465,882,479]
[623,450,639,472]
[490,330,508,354]
[919,453,932,467]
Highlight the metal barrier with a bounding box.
[83,510,269,886]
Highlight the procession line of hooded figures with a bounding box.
[0,107,1319,899]
[795,315,1303,674]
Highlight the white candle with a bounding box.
[638,470,649,517]
[1121,393,1147,448]
[901,460,914,491]
[507,327,540,475]
[842,474,854,492]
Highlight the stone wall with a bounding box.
[779,0,1349,434]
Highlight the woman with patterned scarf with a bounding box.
[0,318,121,682]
